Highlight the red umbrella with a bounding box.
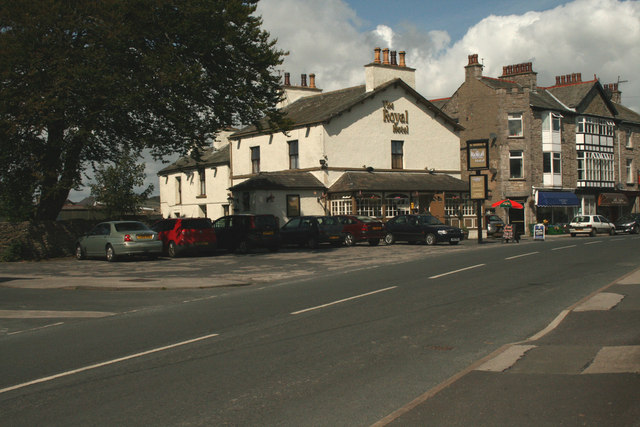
[491,199,524,209]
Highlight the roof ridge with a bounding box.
[539,79,598,90]
[482,76,519,85]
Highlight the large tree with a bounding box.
[0,0,286,220]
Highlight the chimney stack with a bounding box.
[382,48,390,65]
[465,53,483,81]
[390,50,397,66]
[500,61,537,89]
[399,51,406,67]
[309,73,316,89]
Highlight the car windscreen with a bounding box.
[617,215,635,223]
[115,222,150,232]
[181,219,212,229]
[418,216,443,225]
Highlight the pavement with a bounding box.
[377,264,640,426]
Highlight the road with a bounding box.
[0,235,638,425]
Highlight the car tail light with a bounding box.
[124,234,132,242]
[586,224,592,228]
[361,225,368,232]
[250,216,256,229]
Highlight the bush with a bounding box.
[0,240,25,262]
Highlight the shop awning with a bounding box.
[598,192,629,206]
[536,191,580,207]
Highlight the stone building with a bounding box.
[440,54,640,235]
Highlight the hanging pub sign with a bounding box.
[467,139,489,170]
[469,174,488,200]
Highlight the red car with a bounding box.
[151,218,217,257]
[335,215,385,246]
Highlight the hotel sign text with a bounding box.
[382,100,409,134]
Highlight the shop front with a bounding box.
[535,191,580,224]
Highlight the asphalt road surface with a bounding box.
[0,235,638,425]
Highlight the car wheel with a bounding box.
[75,244,85,260]
[168,241,178,258]
[236,240,250,254]
[384,233,395,245]
[268,244,279,252]
[344,233,355,247]
[307,236,319,249]
[590,228,597,237]
[449,241,459,245]
[425,233,437,246]
[633,225,639,234]
[610,227,615,236]
[368,238,380,246]
[571,233,576,237]
[105,244,117,262]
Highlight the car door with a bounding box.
[280,217,302,245]
[84,223,105,256]
[212,216,232,249]
[390,215,408,240]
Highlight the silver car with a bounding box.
[569,215,615,237]
[76,221,163,261]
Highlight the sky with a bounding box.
[69,0,640,201]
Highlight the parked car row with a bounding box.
[75,213,466,261]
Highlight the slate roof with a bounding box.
[328,171,468,193]
[232,78,462,138]
[230,171,325,191]
[480,77,520,91]
[545,81,597,109]
[612,102,640,125]
[157,143,230,175]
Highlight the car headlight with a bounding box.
[438,230,448,235]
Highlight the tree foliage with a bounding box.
[0,0,286,220]
[89,150,154,219]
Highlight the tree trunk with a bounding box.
[34,123,83,220]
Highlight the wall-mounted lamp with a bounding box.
[266,193,275,203]
[365,166,374,172]
[226,193,234,203]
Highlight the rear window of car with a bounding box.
[319,217,339,225]
[181,219,212,229]
[115,222,150,232]
[356,216,376,223]
[254,215,277,229]
[571,216,589,223]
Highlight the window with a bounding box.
[626,131,633,148]
[508,113,523,137]
[175,176,182,204]
[552,113,562,132]
[250,146,260,173]
[287,194,300,217]
[330,197,353,215]
[543,152,561,174]
[391,140,403,169]
[288,140,299,169]
[198,169,206,196]
[357,195,382,217]
[385,194,410,217]
[627,158,634,183]
[509,150,523,179]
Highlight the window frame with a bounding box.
[509,150,523,179]
[391,140,404,170]
[250,146,260,174]
[508,113,523,137]
[288,140,299,170]
[198,169,206,196]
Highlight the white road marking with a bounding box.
[505,252,539,260]
[0,333,219,395]
[551,245,576,251]
[584,241,602,245]
[290,286,397,315]
[428,264,485,279]
[7,322,65,336]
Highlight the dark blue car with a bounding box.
[384,214,463,245]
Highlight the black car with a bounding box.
[614,213,640,234]
[212,214,280,253]
[384,214,463,245]
[280,216,344,249]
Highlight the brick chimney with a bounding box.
[465,54,483,81]
[604,83,621,103]
[500,61,537,90]
[365,47,416,91]
[554,73,583,86]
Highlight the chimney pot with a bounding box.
[301,74,307,87]
[309,73,316,89]
[399,51,406,67]
[390,50,397,66]
[555,76,560,85]
[284,72,290,86]
[577,73,582,82]
[382,48,390,65]
[374,47,381,64]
